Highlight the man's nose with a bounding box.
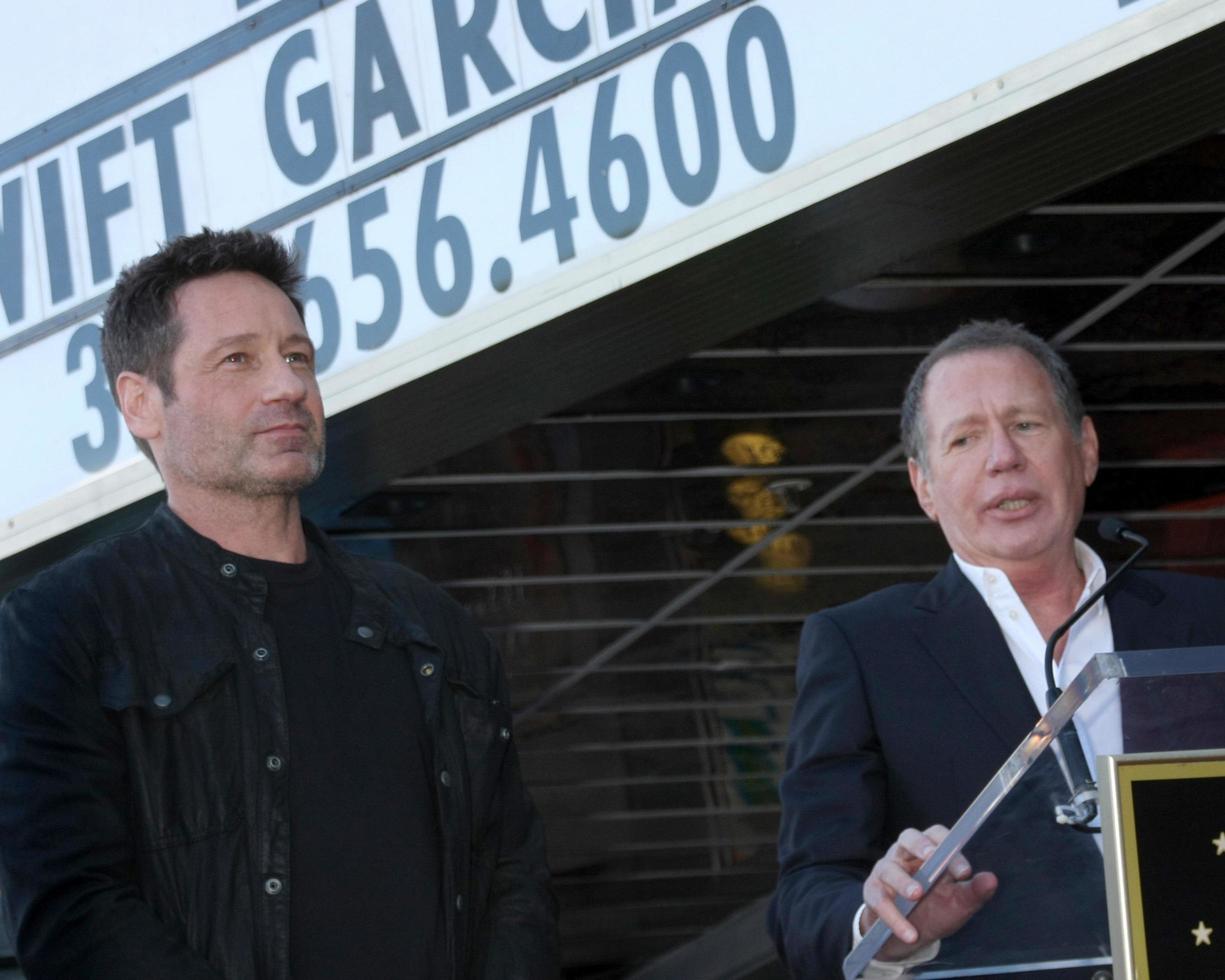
[262,358,308,403]
[986,425,1022,472]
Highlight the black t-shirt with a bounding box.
[250,547,444,978]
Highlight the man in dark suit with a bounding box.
[768,321,1225,978]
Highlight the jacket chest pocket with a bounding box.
[452,683,514,832]
[98,654,243,850]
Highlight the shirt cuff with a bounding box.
[850,903,940,978]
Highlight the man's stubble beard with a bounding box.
[163,417,326,500]
[229,438,325,497]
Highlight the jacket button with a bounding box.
[253,647,270,662]
[455,894,464,911]
[220,562,238,578]
[499,727,511,741]
[152,693,172,709]
[356,625,374,639]
[420,662,436,677]
[264,877,283,896]
[439,770,452,787]
[265,755,283,772]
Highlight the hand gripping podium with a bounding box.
[843,645,1225,980]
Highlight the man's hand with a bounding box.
[860,824,998,961]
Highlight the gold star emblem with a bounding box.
[1214,832,1225,857]
[1192,921,1213,947]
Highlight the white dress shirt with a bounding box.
[954,538,1120,780]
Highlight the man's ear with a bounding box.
[1080,415,1100,488]
[114,371,164,443]
[908,457,938,521]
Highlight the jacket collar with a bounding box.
[910,557,1043,750]
[143,503,432,655]
[1105,569,1183,651]
[908,557,1181,750]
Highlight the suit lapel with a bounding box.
[911,558,1043,751]
[1107,572,1188,652]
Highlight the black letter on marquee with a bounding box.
[78,126,132,284]
[37,160,73,303]
[517,0,590,62]
[353,0,421,161]
[0,177,23,324]
[432,0,514,116]
[67,322,121,473]
[133,94,192,239]
[727,6,795,174]
[603,0,636,38]
[265,29,339,185]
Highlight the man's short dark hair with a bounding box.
[102,228,305,462]
[900,319,1085,471]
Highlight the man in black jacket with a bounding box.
[0,229,558,979]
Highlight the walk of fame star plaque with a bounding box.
[1100,750,1225,980]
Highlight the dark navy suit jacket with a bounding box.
[768,559,1225,979]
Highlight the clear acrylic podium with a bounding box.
[843,645,1225,979]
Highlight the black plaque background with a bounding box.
[1131,773,1225,978]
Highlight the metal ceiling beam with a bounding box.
[576,805,780,821]
[1051,214,1225,344]
[538,407,900,423]
[521,736,785,753]
[694,342,1225,357]
[534,401,1225,424]
[536,775,783,793]
[442,563,946,587]
[1032,202,1225,214]
[866,274,1225,286]
[536,698,793,715]
[338,507,1224,541]
[493,615,809,633]
[512,662,796,678]
[389,463,880,485]
[552,866,775,884]
[385,456,1219,490]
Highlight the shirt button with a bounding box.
[220,562,238,578]
[265,755,283,772]
[357,625,374,640]
[455,894,464,911]
[253,647,270,662]
[152,693,173,709]
[1008,609,1019,621]
[264,877,283,896]
[499,727,511,741]
[420,663,436,677]
[439,770,452,788]
[985,573,997,585]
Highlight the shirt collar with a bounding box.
[953,539,1106,606]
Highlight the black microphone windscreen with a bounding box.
[1098,516,1130,543]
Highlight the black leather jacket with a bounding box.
[0,505,557,979]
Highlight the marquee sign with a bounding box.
[0,0,1202,557]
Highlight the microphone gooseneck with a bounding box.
[1044,518,1150,830]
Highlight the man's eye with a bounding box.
[223,353,247,364]
[285,351,312,366]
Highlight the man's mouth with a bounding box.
[995,498,1031,512]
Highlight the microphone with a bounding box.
[1098,515,1149,549]
[1044,518,1150,829]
